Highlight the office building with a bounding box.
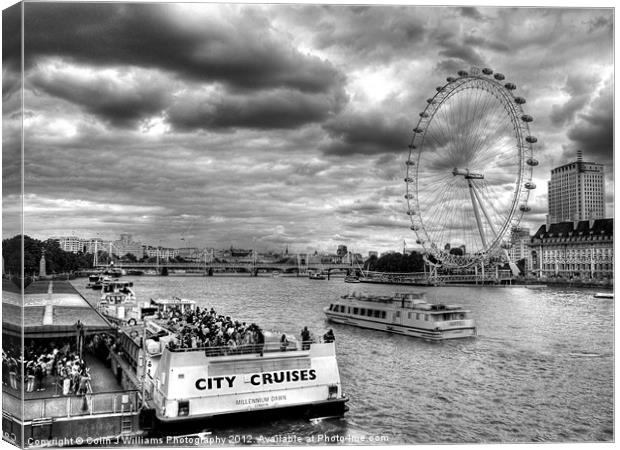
[547,151,605,224]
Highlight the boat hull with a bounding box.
[325,311,476,341]
[143,396,348,432]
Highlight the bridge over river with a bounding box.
[93,261,356,277]
[89,262,516,284]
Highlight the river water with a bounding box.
[74,275,614,445]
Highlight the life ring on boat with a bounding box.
[129,330,139,338]
[459,314,465,320]
[128,318,137,326]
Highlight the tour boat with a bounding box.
[309,272,326,280]
[594,292,613,299]
[324,292,476,340]
[132,319,348,429]
[344,275,360,283]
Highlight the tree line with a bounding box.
[2,235,94,277]
[363,251,426,273]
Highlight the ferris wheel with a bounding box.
[405,67,538,268]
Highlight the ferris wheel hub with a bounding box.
[452,168,484,179]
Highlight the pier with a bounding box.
[1,280,142,447]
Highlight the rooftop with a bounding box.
[2,279,112,338]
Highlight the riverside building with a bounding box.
[547,151,605,224]
[530,218,613,280]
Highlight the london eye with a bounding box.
[405,67,538,268]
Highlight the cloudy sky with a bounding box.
[2,2,614,255]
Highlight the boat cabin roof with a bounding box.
[150,296,196,306]
[338,292,467,312]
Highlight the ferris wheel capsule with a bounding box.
[514,97,526,104]
[413,127,424,133]
[519,205,531,212]
[426,98,434,104]
[408,144,416,149]
[436,86,444,92]
[526,136,537,143]
[494,73,505,80]
[526,158,539,166]
[406,209,416,215]
[410,225,419,231]
[419,112,429,118]
[404,193,413,199]
[525,182,536,189]
[482,68,493,75]
[406,159,415,166]
[457,70,469,77]
[521,114,533,123]
[404,177,414,183]
[504,83,516,90]
[447,76,457,82]
[416,239,424,245]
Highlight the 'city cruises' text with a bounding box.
[195,369,317,390]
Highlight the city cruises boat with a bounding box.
[344,275,360,283]
[324,292,476,340]
[90,275,113,290]
[102,280,135,296]
[98,294,158,326]
[131,318,348,429]
[97,293,192,327]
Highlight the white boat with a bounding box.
[309,272,326,280]
[134,319,347,428]
[594,292,613,299]
[324,292,476,340]
[344,275,360,283]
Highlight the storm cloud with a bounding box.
[2,3,614,255]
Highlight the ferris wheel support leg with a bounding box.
[502,248,520,277]
[470,181,497,238]
[468,180,487,249]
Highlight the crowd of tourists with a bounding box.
[160,305,267,355]
[2,341,91,395]
[157,305,334,355]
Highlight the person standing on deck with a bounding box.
[301,326,311,350]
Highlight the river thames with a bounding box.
[73,275,613,445]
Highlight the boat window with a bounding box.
[367,309,373,317]
[353,308,359,315]
[329,304,334,310]
[374,310,381,318]
[424,314,429,321]
[341,305,346,313]
[408,312,412,319]
[416,313,420,320]
[347,307,351,314]
[381,311,386,319]
[360,308,366,316]
[178,400,190,417]
[396,311,400,318]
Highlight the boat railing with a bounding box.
[3,388,140,421]
[168,339,319,354]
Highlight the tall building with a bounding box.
[547,151,605,224]
[112,234,144,258]
[55,236,84,253]
[508,227,531,271]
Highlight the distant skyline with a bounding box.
[2,3,614,255]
